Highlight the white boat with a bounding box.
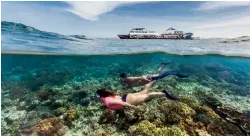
[161,27,193,39]
[118,27,193,39]
[128,28,161,38]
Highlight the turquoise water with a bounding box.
[1,53,250,135]
[1,21,250,135]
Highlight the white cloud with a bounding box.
[2,1,249,38]
[193,16,250,29]
[66,1,145,21]
[189,11,250,38]
[197,1,250,11]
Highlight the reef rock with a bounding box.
[1,106,27,136]
[207,118,245,136]
[2,106,27,122]
[216,105,250,135]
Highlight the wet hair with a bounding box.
[120,73,127,78]
[96,88,116,98]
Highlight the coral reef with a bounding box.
[215,105,250,135]
[36,89,55,101]
[96,95,249,136]
[1,53,250,136]
[19,111,40,135]
[63,108,79,126]
[218,70,233,82]
[35,117,66,136]
[1,79,30,100]
[98,109,117,124]
[128,120,188,136]
[206,118,244,136]
[1,105,27,136]
[22,68,72,91]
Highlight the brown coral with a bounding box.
[63,108,79,126]
[36,89,55,101]
[216,105,250,135]
[128,120,188,136]
[55,107,67,116]
[158,99,196,124]
[98,109,117,124]
[35,117,65,136]
[207,118,245,136]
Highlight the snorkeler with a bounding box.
[97,81,180,110]
[120,62,187,88]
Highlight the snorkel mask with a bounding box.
[96,95,100,99]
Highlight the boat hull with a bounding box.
[117,35,129,39]
[118,34,193,39]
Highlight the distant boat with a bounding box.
[118,27,193,39]
[70,35,86,39]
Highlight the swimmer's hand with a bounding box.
[124,103,137,110]
[142,75,152,81]
[121,102,137,109]
[130,105,138,110]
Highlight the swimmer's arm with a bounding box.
[128,77,144,80]
[122,102,137,109]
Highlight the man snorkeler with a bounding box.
[120,62,188,88]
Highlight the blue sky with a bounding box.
[2,1,250,38]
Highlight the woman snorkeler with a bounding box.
[97,81,180,110]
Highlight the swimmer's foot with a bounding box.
[161,61,173,65]
[162,90,180,102]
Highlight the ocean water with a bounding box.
[1,21,250,136]
[2,21,250,56]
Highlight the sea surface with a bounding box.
[1,21,250,136]
[2,21,250,57]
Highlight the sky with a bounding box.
[2,1,250,38]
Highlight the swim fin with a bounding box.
[162,90,180,101]
[161,61,173,65]
[176,74,188,78]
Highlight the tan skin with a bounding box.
[102,63,174,109]
[121,63,166,88]
[107,80,165,109]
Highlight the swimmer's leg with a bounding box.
[139,81,156,94]
[156,61,173,74]
[145,92,165,101]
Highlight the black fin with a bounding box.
[162,90,180,101]
[176,74,188,78]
